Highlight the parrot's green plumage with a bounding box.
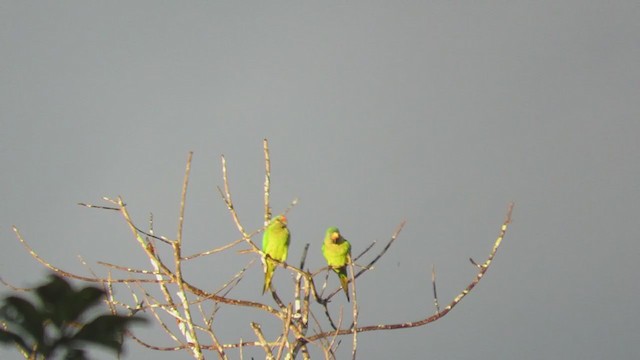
[322,227,351,301]
[262,215,290,294]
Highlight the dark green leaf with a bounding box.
[35,275,75,326]
[55,286,105,327]
[72,314,146,353]
[64,348,88,360]
[0,328,31,353]
[67,287,105,321]
[1,274,147,358]
[0,296,45,345]
[36,275,73,305]
[36,275,105,325]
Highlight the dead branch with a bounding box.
[307,203,514,342]
[3,141,514,359]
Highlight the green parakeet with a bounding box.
[262,215,291,294]
[322,227,351,301]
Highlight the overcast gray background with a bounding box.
[2,1,639,359]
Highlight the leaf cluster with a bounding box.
[0,274,146,359]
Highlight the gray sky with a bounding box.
[2,1,639,359]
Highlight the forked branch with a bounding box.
[306,202,514,341]
[3,141,514,360]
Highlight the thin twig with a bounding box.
[12,226,159,283]
[349,256,358,360]
[198,302,228,360]
[0,277,33,292]
[177,152,192,244]
[77,202,120,211]
[213,259,257,295]
[294,243,310,317]
[251,322,275,360]
[139,289,183,345]
[432,264,440,313]
[355,221,406,278]
[264,138,272,224]
[218,155,252,244]
[173,152,203,359]
[275,305,293,360]
[181,237,247,260]
[352,241,376,263]
[96,261,168,276]
[327,307,344,356]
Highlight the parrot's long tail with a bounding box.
[338,268,350,302]
[263,259,275,295]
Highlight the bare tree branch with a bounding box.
[307,203,514,341]
[251,322,275,360]
[264,138,272,224]
[3,142,514,359]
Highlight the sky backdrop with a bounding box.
[2,1,639,359]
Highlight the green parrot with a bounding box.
[262,215,291,294]
[322,227,351,301]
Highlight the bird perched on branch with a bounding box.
[322,227,351,301]
[262,215,290,294]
